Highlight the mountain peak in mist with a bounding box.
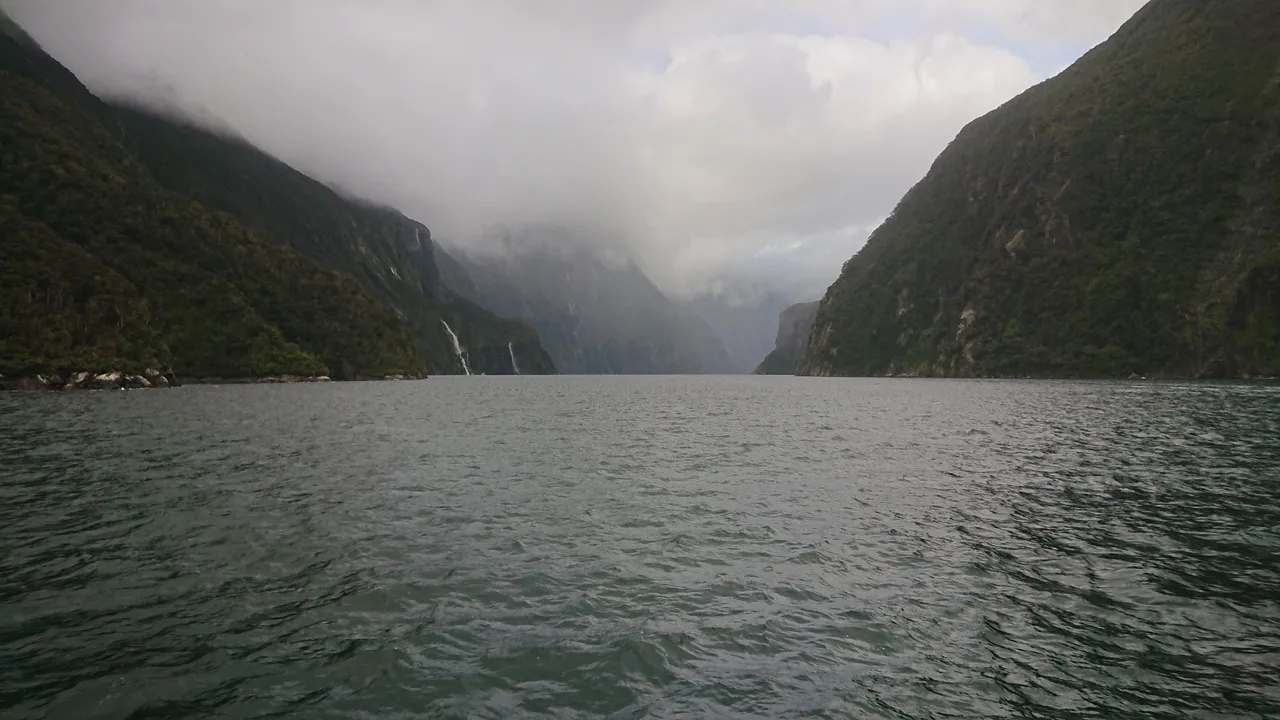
[440,241,737,375]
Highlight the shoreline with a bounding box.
[4,372,1274,391]
[0,372,428,392]
[182,374,427,385]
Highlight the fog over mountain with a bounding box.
[3,0,1144,300]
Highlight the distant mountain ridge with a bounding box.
[442,245,737,374]
[801,0,1280,379]
[684,286,795,373]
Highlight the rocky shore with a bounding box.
[0,372,433,391]
[181,375,423,384]
[0,369,178,391]
[181,375,333,385]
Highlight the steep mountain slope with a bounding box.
[754,301,819,375]
[0,24,425,380]
[105,106,554,376]
[443,246,736,374]
[684,286,795,374]
[801,0,1280,379]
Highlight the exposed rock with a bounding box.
[1004,229,1027,258]
[145,368,180,387]
[956,307,978,341]
[896,289,912,318]
[125,374,151,389]
[256,375,336,384]
[92,371,123,390]
[1,375,53,391]
[0,369,181,391]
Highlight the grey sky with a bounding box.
[5,0,1147,296]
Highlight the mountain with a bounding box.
[1,21,424,381]
[683,284,796,373]
[106,106,554,376]
[0,13,553,381]
[800,0,1280,379]
[754,301,819,375]
[442,244,737,374]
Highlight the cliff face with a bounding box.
[107,106,555,376]
[684,288,795,374]
[801,0,1280,379]
[446,246,737,375]
[754,302,819,375]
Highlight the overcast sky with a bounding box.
[6,0,1147,297]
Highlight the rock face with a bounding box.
[464,341,556,376]
[0,369,179,391]
[683,287,797,374]
[254,375,334,384]
[444,244,736,375]
[754,302,820,375]
[800,0,1280,379]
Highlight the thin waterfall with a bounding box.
[440,320,471,376]
[508,342,520,375]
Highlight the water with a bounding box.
[509,343,521,376]
[2,377,1278,719]
[440,321,471,376]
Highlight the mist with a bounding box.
[3,0,1145,297]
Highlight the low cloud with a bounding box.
[5,0,1145,296]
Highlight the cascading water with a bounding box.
[508,342,520,375]
[440,320,471,376]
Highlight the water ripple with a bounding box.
[2,378,1278,718]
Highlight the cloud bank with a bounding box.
[4,0,1146,295]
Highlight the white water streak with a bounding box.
[440,320,471,376]
[508,342,520,375]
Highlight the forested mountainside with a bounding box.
[0,14,554,382]
[1,24,424,381]
[108,107,554,376]
[801,0,1280,379]
[755,301,819,375]
[442,245,737,375]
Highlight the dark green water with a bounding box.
[2,377,1278,719]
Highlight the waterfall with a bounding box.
[440,320,471,376]
[508,342,520,375]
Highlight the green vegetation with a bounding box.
[1,13,556,381]
[0,202,171,376]
[0,29,425,380]
[107,105,555,375]
[800,0,1280,379]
